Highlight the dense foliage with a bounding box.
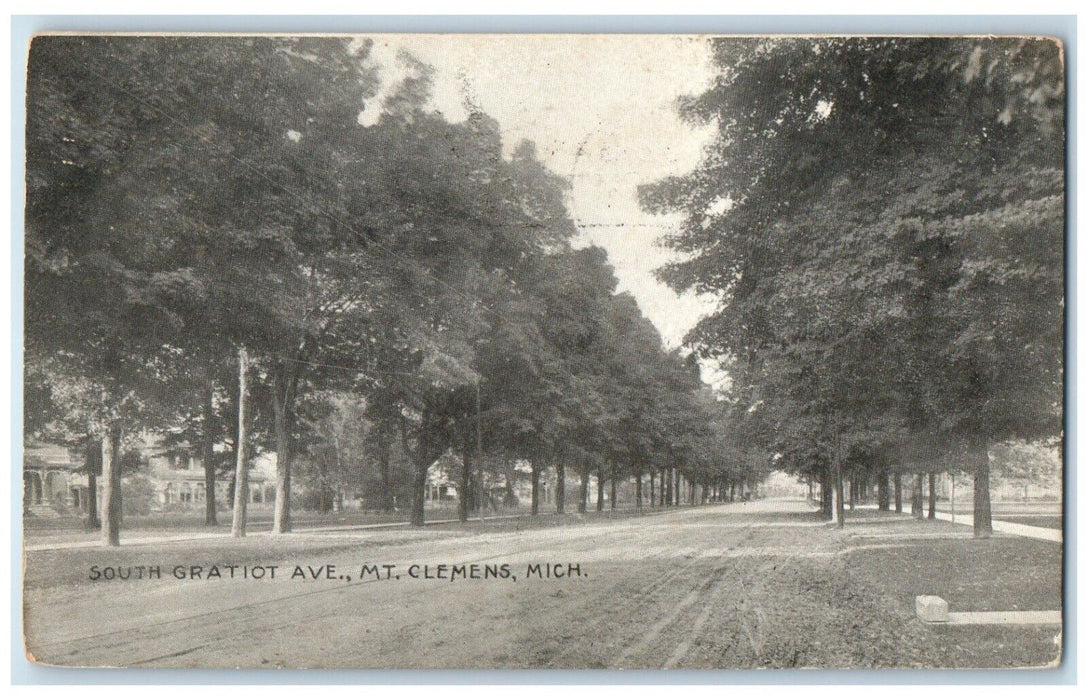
[25,36,752,543]
[641,37,1064,534]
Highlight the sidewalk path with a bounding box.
[845,503,1062,543]
[933,509,1062,543]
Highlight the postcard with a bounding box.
[21,33,1064,670]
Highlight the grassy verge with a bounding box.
[23,505,464,536]
[995,515,1063,530]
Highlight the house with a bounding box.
[23,438,285,518]
[23,441,85,516]
[142,440,278,510]
[425,452,460,503]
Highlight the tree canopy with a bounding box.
[641,37,1064,534]
[25,35,748,544]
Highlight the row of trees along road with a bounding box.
[25,37,763,546]
[641,37,1064,536]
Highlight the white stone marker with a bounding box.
[915,595,950,623]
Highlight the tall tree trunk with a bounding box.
[410,461,428,526]
[86,471,99,529]
[84,437,100,529]
[578,467,589,514]
[231,346,249,538]
[202,379,218,526]
[649,468,656,508]
[912,472,925,519]
[318,460,331,514]
[459,447,473,522]
[530,458,540,515]
[634,471,643,512]
[928,472,937,520]
[834,459,845,528]
[663,468,671,507]
[894,472,903,513]
[848,475,856,510]
[820,468,832,518]
[971,436,993,538]
[610,463,617,511]
[555,458,566,514]
[877,470,890,511]
[224,368,240,498]
[596,465,605,512]
[271,366,292,534]
[100,424,122,546]
[503,459,518,508]
[377,433,393,512]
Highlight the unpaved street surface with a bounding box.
[23,499,1062,669]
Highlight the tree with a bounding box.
[26,36,385,538]
[991,439,1062,499]
[641,37,1063,536]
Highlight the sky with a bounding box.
[357,35,721,349]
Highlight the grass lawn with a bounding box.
[836,516,1062,668]
[23,500,722,545]
[995,515,1064,530]
[23,505,464,538]
[845,533,1062,611]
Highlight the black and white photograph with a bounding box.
[20,32,1065,670]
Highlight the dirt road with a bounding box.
[22,499,1061,669]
